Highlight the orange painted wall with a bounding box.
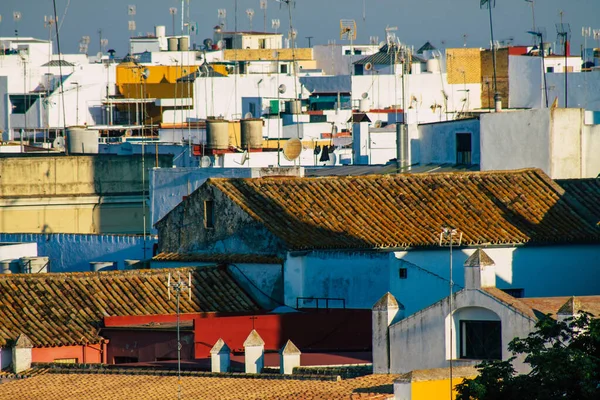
[32,345,103,364]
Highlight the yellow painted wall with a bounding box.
[224,48,313,61]
[116,64,197,97]
[411,377,475,400]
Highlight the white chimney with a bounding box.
[12,334,33,373]
[279,340,301,375]
[372,292,404,374]
[464,249,496,289]
[210,338,231,373]
[243,329,265,374]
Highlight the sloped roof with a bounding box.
[41,60,74,67]
[153,252,284,264]
[0,267,260,348]
[0,371,398,400]
[204,168,600,251]
[556,178,600,225]
[416,41,437,54]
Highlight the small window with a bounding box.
[259,39,266,49]
[501,288,525,298]
[546,66,554,73]
[204,200,215,228]
[249,102,257,117]
[53,358,77,364]
[280,64,288,74]
[456,133,472,165]
[460,320,501,360]
[399,268,408,279]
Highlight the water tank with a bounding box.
[426,58,440,73]
[206,120,230,150]
[90,261,117,272]
[179,36,189,51]
[20,256,49,273]
[0,260,15,274]
[155,25,166,38]
[168,37,179,51]
[285,100,302,114]
[359,98,370,112]
[124,259,140,270]
[240,119,264,150]
[66,126,99,154]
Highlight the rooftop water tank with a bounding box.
[240,119,264,150]
[179,36,189,51]
[0,260,17,274]
[66,126,99,154]
[90,261,117,272]
[359,98,370,112]
[206,120,230,150]
[20,256,49,273]
[426,58,440,73]
[155,25,166,38]
[168,37,178,51]
[285,100,302,114]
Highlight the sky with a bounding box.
[1,0,599,57]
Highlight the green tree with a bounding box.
[456,313,600,400]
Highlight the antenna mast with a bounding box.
[556,19,571,107]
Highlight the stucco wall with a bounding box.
[550,108,583,178]
[583,124,600,177]
[156,183,286,255]
[0,242,37,261]
[0,233,153,272]
[388,289,536,374]
[480,108,551,174]
[284,251,391,309]
[417,118,480,165]
[392,245,600,316]
[32,345,102,364]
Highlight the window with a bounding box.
[259,39,266,49]
[280,64,288,74]
[501,288,525,298]
[460,320,501,360]
[354,64,364,76]
[249,102,257,117]
[546,66,554,73]
[399,268,408,279]
[456,133,472,165]
[224,38,233,49]
[204,200,215,228]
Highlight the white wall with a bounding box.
[508,55,543,109]
[583,124,600,177]
[480,108,551,174]
[417,118,480,165]
[550,108,583,178]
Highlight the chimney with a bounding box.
[210,338,231,373]
[12,334,33,373]
[464,249,496,289]
[279,340,301,375]
[243,329,265,374]
[557,296,580,323]
[372,292,404,374]
[494,93,502,112]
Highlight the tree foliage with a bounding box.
[456,312,600,400]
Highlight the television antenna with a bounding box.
[79,36,90,54]
[167,271,192,400]
[340,19,357,41]
[260,0,268,32]
[556,21,571,107]
[271,18,280,33]
[527,27,549,107]
[246,9,255,31]
[13,11,22,37]
[369,36,379,45]
[170,7,178,36]
[218,9,227,30]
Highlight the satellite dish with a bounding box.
[52,136,65,150]
[96,52,103,59]
[378,41,386,48]
[278,84,287,94]
[282,138,302,161]
[200,155,212,168]
[203,38,213,49]
[364,62,373,71]
[244,112,253,119]
[240,151,250,165]
[374,120,383,128]
[361,92,368,99]
[141,68,150,79]
[216,40,224,50]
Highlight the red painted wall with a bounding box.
[102,330,194,364]
[33,345,102,364]
[104,309,371,360]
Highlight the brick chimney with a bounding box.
[464,249,496,289]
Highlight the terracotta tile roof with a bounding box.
[556,178,600,225]
[482,288,600,320]
[153,252,284,264]
[205,168,600,251]
[0,372,398,399]
[396,366,477,382]
[0,267,260,348]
